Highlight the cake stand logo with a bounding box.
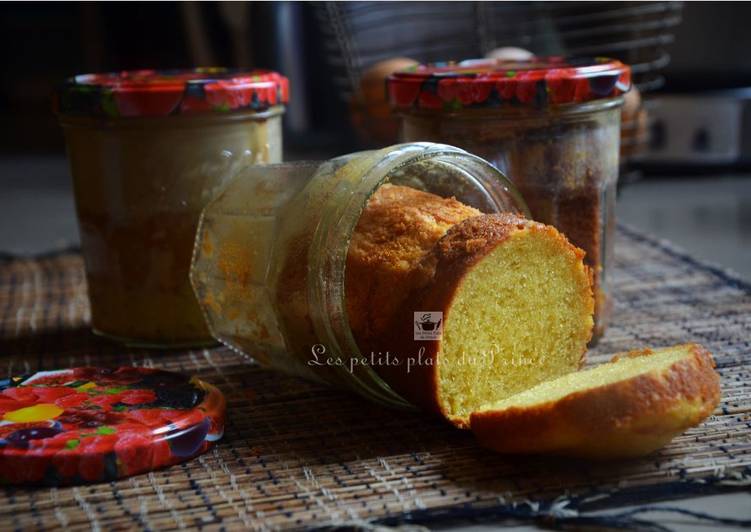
[414,312,443,340]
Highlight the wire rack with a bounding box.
[316,1,683,99]
[315,1,682,165]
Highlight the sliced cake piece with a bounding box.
[373,213,594,427]
[470,343,721,459]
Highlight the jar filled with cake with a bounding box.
[56,68,288,347]
[191,142,596,419]
[388,58,631,340]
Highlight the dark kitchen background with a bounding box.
[2,1,750,276]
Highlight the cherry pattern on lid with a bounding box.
[387,56,631,111]
[0,367,225,485]
[55,68,289,118]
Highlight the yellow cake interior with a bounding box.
[438,227,593,422]
[477,346,688,411]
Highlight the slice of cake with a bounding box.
[470,343,721,458]
[366,213,594,427]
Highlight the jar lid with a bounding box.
[55,68,289,118]
[387,57,630,110]
[0,367,225,485]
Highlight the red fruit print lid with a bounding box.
[0,367,226,485]
[388,57,630,111]
[55,67,289,118]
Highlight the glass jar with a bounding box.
[191,142,528,406]
[388,58,630,340]
[55,69,288,347]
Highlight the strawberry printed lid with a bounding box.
[387,56,630,111]
[55,67,289,118]
[0,367,226,485]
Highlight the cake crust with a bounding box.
[346,184,481,345]
[469,343,721,459]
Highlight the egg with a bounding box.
[485,47,534,61]
[622,85,642,125]
[358,57,418,105]
[350,57,418,145]
[621,87,647,159]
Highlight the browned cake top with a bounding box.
[346,184,481,344]
[348,184,482,272]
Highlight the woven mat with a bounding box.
[0,226,749,531]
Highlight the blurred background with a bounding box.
[2,1,750,276]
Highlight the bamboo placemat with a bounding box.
[0,226,750,530]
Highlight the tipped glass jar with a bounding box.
[56,68,288,347]
[191,142,528,406]
[388,57,630,340]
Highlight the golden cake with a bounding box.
[470,343,721,458]
[331,183,718,458]
[370,213,594,427]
